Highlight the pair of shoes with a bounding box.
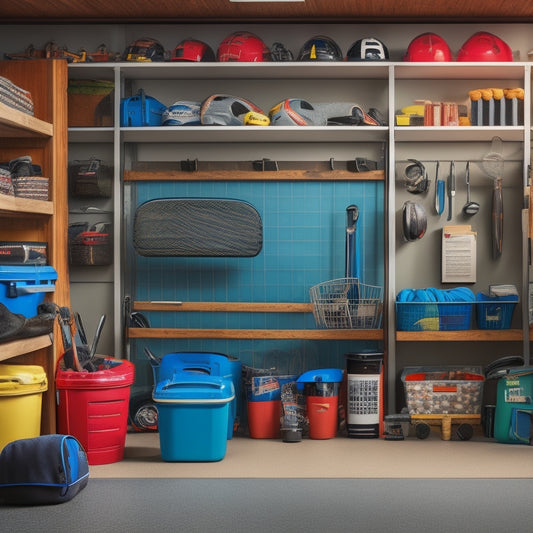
[0,302,54,343]
[8,155,42,177]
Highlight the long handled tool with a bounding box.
[462,161,480,216]
[447,161,456,221]
[434,161,445,216]
[345,204,360,279]
[482,136,505,259]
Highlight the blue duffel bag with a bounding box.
[0,434,89,505]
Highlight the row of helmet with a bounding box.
[405,31,513,62]
[123,30,513,63]
[161,95,384,127]
[123,33,390,62]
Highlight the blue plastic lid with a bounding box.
[0,265,57,282]
[153,373,235,403]
[296,368,343,385]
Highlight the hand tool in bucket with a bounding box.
[58,307,82,372]
[481,136,504,259]
[133,198,263,257]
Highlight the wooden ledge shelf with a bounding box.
[0,334,52,362]
[130,300,383,340]
[397,329,523,342]
[0,101,53,138]
[128,327,383,340]
[133,301,313,313]
[124,169,384,182]
[0,194,53,215]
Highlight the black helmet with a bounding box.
[346,38,389,61]
[270,42,294,61]
[123,38,166,62]
[402,201,427,241]
[297,35,343,61]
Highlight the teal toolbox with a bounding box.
[493,367,533,444]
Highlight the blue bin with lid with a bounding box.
[153,374,235,462]
[157,352,242,439]
[0,265,57,317]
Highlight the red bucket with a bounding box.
[306,395,339,439]
[56,358,135,465]
[247,400,281,439]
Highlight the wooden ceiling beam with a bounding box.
[1,0,533,24]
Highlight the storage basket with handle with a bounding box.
[69,222,112,266]
[309,277,383,329]
[68,158,112,199]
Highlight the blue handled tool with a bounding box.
[434,161,445,216]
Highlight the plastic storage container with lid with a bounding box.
[297,368,343,439]
[56,358,135,465]
[0,364,48,451]
[0,265,57,317]
[156,352,242,439]
[153,373,234,462]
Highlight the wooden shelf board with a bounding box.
[124,169,384,182]
[0,101,53,137]
[397,329,523,341]
[0,334,52,362]
[0,194,53,215]
[133,301,314,313]
[128,327,383,340]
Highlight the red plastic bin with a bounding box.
[56,358,135,465]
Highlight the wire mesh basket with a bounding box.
[309,277,383,329]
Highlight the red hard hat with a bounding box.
[217,31,271,62]
[404,33,452,62]
[172,39,215,62]
[457,32,513,62]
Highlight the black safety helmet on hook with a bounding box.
[404,158,429,194]
[402,201,427,241]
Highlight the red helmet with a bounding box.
[404,33,452,62]
[172,39,215,62]
[217,31,271,62]
[457,32,513,62]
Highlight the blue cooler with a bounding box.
[0,265,57,317]
[158,352,242,439]
[153,374,234,462]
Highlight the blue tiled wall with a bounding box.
[129,179,384,388]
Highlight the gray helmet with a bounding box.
[268,98,326,126]
[200,94,266,125]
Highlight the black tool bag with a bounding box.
[0,434,89,505]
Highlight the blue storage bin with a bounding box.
[157,352,241,439]
[476,293,518,329]
[0,265,57,317]
[153,374,234,462]
[396,302,472,331]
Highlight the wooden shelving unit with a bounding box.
[0,59,69,434]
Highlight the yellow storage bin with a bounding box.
[0,364,48,452]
